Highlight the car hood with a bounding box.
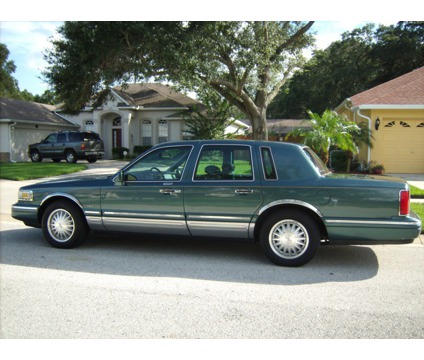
[21,174,113,190]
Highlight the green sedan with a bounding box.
[12,140,422,267]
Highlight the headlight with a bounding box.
[18,190,33,202]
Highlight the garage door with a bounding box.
[378,119,424,173]
[11,127,52,162]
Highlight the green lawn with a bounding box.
[0,162,87,181]
[410,185,424,198]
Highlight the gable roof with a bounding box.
[113,83,200,109]
[0,97,78,127]
[349,66,424,107]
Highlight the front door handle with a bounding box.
[160,188,182,195]
[235,188,254,195]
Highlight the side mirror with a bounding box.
[114,171,125,186]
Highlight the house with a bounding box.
[0,97,78,162]
[336,66,424,174]
[0,84,250,162]
[58,83,249,159]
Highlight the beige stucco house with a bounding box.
[0,83,249,162]
[336,66,424,174]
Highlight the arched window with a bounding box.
[141,120,152,146]
[113,117,122,127]
[158,119,168,143]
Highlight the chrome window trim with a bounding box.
[192,143,255,182]
[259,146,278,181]
[113,144,194,183]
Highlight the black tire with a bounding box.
[65,150,77,163]
[42,201,89,249]
[87,156,97,163]
[259,209,320,267]
[30,150,42,162]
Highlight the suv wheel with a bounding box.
[87,156,97,163]
[65,150,77,163]
[30,150,42,162]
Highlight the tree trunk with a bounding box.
[250,109,268,140]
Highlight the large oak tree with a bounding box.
[44,21,314,139]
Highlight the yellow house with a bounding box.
[336,66,424,174]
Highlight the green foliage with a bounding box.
[44,21,315,138]
[181,90,240,140]
[0,162,86,181]
[112,147,130,159]
[0,43,20,98]
[133,146,152,157]
[287,109,360,165]
[269,21,424,118]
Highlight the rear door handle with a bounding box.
[235,188,254,195]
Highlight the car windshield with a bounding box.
[303,148,330,175]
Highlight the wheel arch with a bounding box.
[253,200,328,242]
[37,193,85,223]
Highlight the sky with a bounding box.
[0,0,419,95]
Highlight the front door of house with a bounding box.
[112,128,122,149]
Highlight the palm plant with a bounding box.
[287,109,360,165]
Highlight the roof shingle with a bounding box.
[350,66,424,106]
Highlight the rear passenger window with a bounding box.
[194,145,253,181]
[260,147,277,180]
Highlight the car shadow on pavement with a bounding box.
[0,227,379,285]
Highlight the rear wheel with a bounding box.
[42,201,89,248]
[65,150,77,163]
[259,209,320,267]
[30,150,42,162]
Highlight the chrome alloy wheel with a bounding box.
[269,219,309,259]
[47,208,75,243]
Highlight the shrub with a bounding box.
[112,147,130,160]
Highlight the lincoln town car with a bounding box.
[12,140,422,266]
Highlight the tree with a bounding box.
[269,21,424,119]
[0,43,20,98]
[44,21,315,139]
[287,109,360,165]
[181,90,240,140]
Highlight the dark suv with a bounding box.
[28,131,105,163]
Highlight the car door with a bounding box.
[38,133,58,158]
[184,144,263,238]
[100,145,193,235]
[53,132,67,157]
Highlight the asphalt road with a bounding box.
[1,217,424,339]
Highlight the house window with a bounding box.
[158,119,168,143]
[400,121,411,127]
[141,120,152,146]
[384,121,395,128]
[85,120,94,131]
[113,117,122,127]
[417,122,424,128]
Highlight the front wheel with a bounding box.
[30,150,42,162]
[259,210,320,267]
[42,201,89,248]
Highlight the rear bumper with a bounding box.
[325,211,421,244]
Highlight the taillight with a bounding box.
[81,143,86,150]
[399,189,410,216]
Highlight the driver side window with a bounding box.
[124,146,192,182]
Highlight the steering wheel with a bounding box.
[150,167,164,180]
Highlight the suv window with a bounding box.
[83,132,100,141]
[194,145,253,181]
[44,134,57,143]
[69,133,83,142]
[57,133,66,142]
